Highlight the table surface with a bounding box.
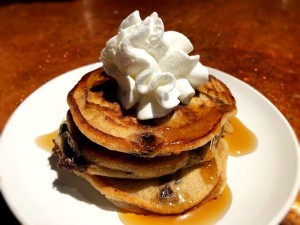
[0,0,299,224]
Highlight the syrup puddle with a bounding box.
[35,130,58,152]
[225,117,257,157]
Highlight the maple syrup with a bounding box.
[36,117,256,225]
[119,117,257,225]
[224,117,257,156]
[119,185,231,225]
[200,158,218,186]
[35,130,58,152]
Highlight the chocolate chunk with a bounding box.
[54,121,87,171]
[139,133,157,154]
[159,185,174,199]
[141,133,156,144]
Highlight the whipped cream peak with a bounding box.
[100,10,208,120]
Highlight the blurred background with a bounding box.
[0,0,299,224]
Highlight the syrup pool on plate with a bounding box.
[35,130,58,152]
[225,117,258,157]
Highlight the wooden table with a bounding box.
[0,0,299,224]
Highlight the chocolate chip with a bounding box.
[159,185,174,199]
[55,121,87,171]
[140,133,156,144]
[139,133,157,153]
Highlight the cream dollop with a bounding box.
[100,10,208,120]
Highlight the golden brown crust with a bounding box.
[67,67,237,157]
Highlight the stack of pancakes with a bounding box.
[52,67,237,214]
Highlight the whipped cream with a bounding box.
[100,11,208,120]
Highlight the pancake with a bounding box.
[74,138,228,215]
[67,67,236,157]
[53,110,214,179]
[52,65,236,214]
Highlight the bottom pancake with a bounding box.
[74,139,228,215]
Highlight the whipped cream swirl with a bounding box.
[100,11,208,120]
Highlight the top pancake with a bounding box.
[67,67,236,157]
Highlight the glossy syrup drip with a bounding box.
[35,130,58,152]
[119,186,231,225]
[225,117,257,156]
[200,158,218,186]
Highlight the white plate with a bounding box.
[0,63,299,225]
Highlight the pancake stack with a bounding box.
[52,67,237,214]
